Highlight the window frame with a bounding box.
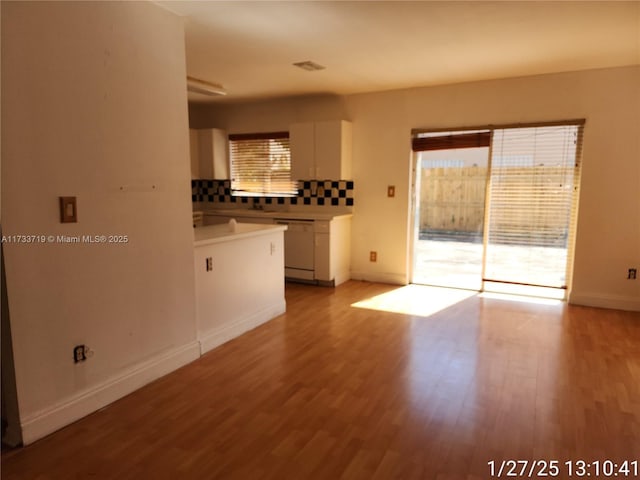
[228,131,297,197]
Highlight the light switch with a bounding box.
[387,185,395,198]
[59,196,77,223]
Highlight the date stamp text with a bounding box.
[488,459,638,477]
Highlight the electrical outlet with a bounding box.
[628,268,637,280]
[387,185,395,197]
[206,257,213,271]
[73,345,86,363]
[370,251,377,262]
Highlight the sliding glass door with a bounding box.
[411,122,583,297]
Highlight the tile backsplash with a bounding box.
[192,179,354,207]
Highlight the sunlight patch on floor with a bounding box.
[351,284,476,317]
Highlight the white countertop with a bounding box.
[196,208,352,221]
[194,222,287,247]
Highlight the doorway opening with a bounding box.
[411,122,583,299]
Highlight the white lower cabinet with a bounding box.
[200,212,351,286]
[313,216,351,286]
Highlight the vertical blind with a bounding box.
[229,132,298,196]
[484,123,584,288]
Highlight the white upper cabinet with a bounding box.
[290,120,352,180]
[289,123,315,180]
[189,129,200,179]
[190,128,229,179]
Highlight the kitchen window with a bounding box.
[229,132,298,196]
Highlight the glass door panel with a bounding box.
[412,147,489,290]
[484,125,581,290]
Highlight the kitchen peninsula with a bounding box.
[195,208,352,286]
[194,222,287,355]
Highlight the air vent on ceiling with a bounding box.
[293,61,326,72]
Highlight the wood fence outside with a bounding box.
[420,166,574,246]
[420,166,487,233]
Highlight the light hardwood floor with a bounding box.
[2,281,639,479]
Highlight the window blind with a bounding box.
[412,131,491,151]
[484,124,584,288]
[229,132,298,196]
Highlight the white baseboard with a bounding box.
[20,341,201,445]
[350,271,408,286]
[198,300,286,355]
[569,292,640,311]
[19,300,287,445]
[334,269,351,287]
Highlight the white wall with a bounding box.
[191,66,640,310]
[1,1,198,443]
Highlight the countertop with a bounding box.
[195,208,353,221]
[194,222,287,247]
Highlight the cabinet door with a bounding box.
[190,129,200,179]
[313,220,331,281]
[210,129,229,180]
[314,121,340,179]
[314,232,331,281]
[196,128,229,180]
[290,122,315,180]
[197,130,214,179]
[314,120,352,180]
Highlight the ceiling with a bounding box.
[158,1,640,104]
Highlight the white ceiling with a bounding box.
[158,1,640,104]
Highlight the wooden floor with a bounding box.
[2,281,639,479]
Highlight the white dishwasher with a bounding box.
[275,219,315,281]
